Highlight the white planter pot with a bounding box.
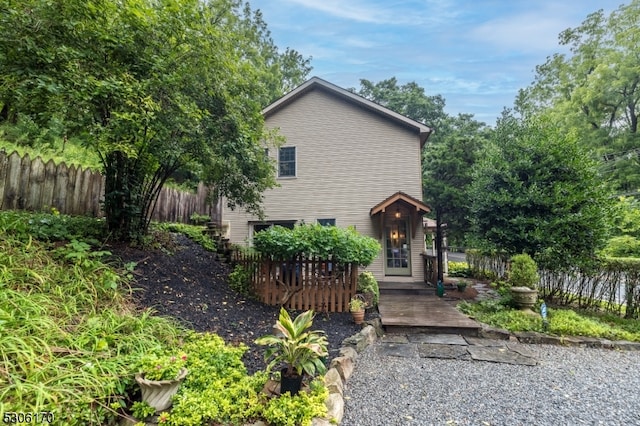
[135,368,188,412]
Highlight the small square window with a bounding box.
[317,218,336,226]
[279,147,296,177]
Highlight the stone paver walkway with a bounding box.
[377,332,538,366]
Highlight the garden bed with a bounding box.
[109,233,367,374]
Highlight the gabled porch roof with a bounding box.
[370,192,431,239]
[370,191,431,217]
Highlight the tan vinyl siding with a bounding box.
[224,87,426,282]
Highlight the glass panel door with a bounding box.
[384,219,411,276]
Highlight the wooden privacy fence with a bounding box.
[0,150,213,223]
[233,252,359,313]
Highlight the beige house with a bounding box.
[223,77,433,283]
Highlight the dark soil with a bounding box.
[108,233,366,374]
[441,280,480,302]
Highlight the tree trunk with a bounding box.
[103,151,144,241]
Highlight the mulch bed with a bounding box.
[107,233,365,374]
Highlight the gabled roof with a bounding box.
[370,191,431,216]
[263,77,434,147]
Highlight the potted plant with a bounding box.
[507,253,539,312]
[134,351,188,412]
[349,295,366,325]
[255,308,328,396]
[457,280,468,292]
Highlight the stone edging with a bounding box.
[480,324,640,350]
[312,321,640,425]
[311,318,384,425]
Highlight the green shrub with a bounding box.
[457,301,640,341]
[489,280,512,297]
[131,401,156,421]
[448,261,471,277]
[357,271,379,307]
[261,380,329,426]
[0,235,184,424]
[602,235,640,258]
[166,332,257,426]
[228,264,253,296]
[1,124,102,171]
[1,115,62,148]
[189,213,210,225]
[0,209,106,243]
[507,253,539,289]
[253,224,381,266]
[155,222,217,251]
[164,332,329,426]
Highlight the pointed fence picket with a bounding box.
[0,150,215,223]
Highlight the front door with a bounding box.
[384,218,411,276]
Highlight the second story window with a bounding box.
[279,146,296,177]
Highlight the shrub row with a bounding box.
[253,224,381,266]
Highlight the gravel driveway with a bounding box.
[342,343,640,425]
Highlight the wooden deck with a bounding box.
[378,283,481,336]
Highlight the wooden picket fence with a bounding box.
[233,252,359,313]
[0,150,214,223]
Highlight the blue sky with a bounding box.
[248,0,624,125]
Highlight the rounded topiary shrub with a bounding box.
[507,253,539,289]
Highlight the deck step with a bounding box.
[379,282,435,296]
[384,325,480,337]
[380,288,435,296]
[378,292,481,336]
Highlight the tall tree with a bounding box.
[0,0,311,240]
[517,1,640,192]
[422,113,491,247]
[353,77,447,127]
[353,78,488,278]
[470,112,612,270]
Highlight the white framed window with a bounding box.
[278,146,296,177]
[317,218,336,226]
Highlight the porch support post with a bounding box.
[435,207,444,282]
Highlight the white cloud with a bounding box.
[251,0,622,125]
[282,0,461,26]
[283,0,397,23]
[343,37,379,49]
[468,2,600,53]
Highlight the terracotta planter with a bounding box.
[351,310,365,325]
[510,286,538,311]
[135,368,188,412]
